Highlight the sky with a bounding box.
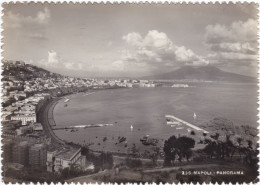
[2,3,258,77]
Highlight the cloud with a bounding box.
[33,51,84,75]
[4,7,50,41]
[209,42,256,54]
[121,30,208,71]
[28,33,48,40]
[205,19,258,63]
[204,19,258,76]
[205,19,257,44]
[4,7,50,28]
[47,50,59,66]
[111,60,125,71]
[123,32,143,47]
[142,30,172,49]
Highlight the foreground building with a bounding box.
[2,139,14,164]
[29,143,47,168]
[12,141,29,166]
[47,147,86,172]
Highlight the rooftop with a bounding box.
[31,143,45,150]
[18,141,28,146]
[56,147,81,161]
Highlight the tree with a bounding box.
[81,146,89,156]
[247,140,253,149]
[163,135,195,166]
[176,136,195,161]
[203,134,236,159]
[235,138,243,158]
[163,135,177,166]
[151,147,160,166]
[131,144,140,157]
[99,152,114,170]
[125,158,142,168]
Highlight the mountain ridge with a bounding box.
[142,66,256,83]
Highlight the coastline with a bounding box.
[38,97,66,146]
[37,87,128,147]
[38,89,157,159]
[39,85,258,159]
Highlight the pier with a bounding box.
[52,123,114,130]
[165,115,209,133]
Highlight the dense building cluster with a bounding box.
[1,61,98,173]
[3,137,90,172]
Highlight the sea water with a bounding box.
[53,82,258,153]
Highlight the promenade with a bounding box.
[37,98,66,146]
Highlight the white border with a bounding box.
[0,1,259,185]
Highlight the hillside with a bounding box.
[2,61,62,81]
[143,66,256,82]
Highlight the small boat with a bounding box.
[173,121,181,125]
[140,135,149,142]
[176,127,184,130]
[130,125,133,131]
[193,112,197,120]
[167,121,180,125]
[64,98,70,103]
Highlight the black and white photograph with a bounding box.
[1,3,259,184]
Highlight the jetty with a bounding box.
[165,115,209,133]
[52,123,113,130]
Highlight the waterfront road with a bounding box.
[38,98,66,146]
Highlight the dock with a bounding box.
[165,115,209,133]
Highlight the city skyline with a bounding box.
[3,4,258,77]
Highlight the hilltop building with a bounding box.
[11,114,36,125]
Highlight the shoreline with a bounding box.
[38,97,67,146]
[39,86,258,158]
[38,87,135,150]
[38,89,161,159]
